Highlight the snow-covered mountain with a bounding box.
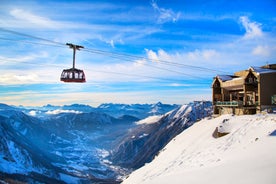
[0,109,66,183]
[123,113,276,184]
[0,104,139,183]
[96,102,179,119]
[0,101,212,183]
[109,101,212,170]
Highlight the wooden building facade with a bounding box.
[212,64,276,115]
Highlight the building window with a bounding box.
[272,95,276,105]
[248,77,253,83]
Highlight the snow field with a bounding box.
[136,115,162,125]
[123,114,276,184]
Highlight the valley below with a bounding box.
[0,102,212,183]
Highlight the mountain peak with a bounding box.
[0,103,15,110]
[155,102,162,106]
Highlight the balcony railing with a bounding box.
[215,101,242,107]
[215,101,259,107]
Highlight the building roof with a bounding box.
[221,77,244,90]
[216,75,236,82]
[214,64,276,85]
[250,66,276,74]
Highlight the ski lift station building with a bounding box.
[212,64,276,115]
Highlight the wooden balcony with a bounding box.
[215,101,243,107]
[215,101,259,107]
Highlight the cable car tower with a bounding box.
[60,43,86,83]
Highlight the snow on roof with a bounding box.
[250,66,276,74]
[215,65,276,82]
[216,75,236,82]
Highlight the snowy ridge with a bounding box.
[0,111,62,182]
[135,115,162,125]
[96,102,179,119]
[123,114,276,184]
[109,101,213,171]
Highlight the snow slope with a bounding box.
[123,113,276,184]
[109,101,212,171]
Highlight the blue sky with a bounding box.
[0,0,275,106]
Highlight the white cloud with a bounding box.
[0,89,211,107]
[0,52,48,63]
[252,45,271,57]
[167,83,192,87]
[202,49,219,60]
[0,67,61,85]
[15,74,39,82]
[29,110,37,116]
[145,49,159,62]
[134,59,147,67]
[151,0,181,24]
[111,40,115,48]
[46,109,82,115]
[109,39,115,48]
[144,49,174,63]
[9,8,61,28]
[145,49,219,64]
[240,16,263,39]
[156,49,172,61]
[187,49,219,61]
[0,74,39,84]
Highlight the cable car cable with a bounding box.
[0,37,65,48]
[0,34,203,78]
[83,47,226,73]
[0,28,226,74]
[0,28,64,46]
[83,49,206,79]
[0,27,226,84]
[0,58,211,85]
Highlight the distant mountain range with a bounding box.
[96,102,179,119]
[0,101,212,183]
[15,102,179,119]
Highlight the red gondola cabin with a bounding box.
[60,68,86,83]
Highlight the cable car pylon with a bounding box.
[60,43,86,83]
